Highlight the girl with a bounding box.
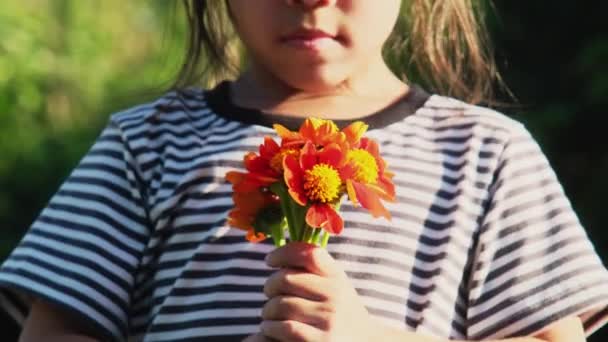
[2,0,607,341]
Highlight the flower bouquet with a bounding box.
[225,118,395,247]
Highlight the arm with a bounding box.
[19,299,104,342]
[1,122,151,342]
[246,316,584,342]
[252,243,586,342]
[379,316,585,342]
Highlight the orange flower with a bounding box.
[342,137,396,219]
[232,136,299,192]
[283,141,347,234]
[274,117,350,149]
[341,121,369,146]
[225,117,396,246]
[226,171,279,242]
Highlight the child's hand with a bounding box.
[258,242,377,342]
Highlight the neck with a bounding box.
[230,54,409,120]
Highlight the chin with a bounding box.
[280,64,353,93]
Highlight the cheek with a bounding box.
[347,0,402,49]
[228,1,280,45]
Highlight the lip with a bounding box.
[280,28,338,41]
[279,28,343,52]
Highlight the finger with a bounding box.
[264,268,331,300]
[265,242,341,277]
[261,320,324,342]
[262,295,330,327]
[241,333,278,342]
[241,333,266,342]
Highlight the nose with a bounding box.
[285,0,336,8]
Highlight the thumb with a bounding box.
[265,242,342,277]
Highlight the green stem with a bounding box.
[302,225,319,245]
[334,199,342,212]
[320,231,330,248]
[271,182,297,243]
[270,219,286,247]
[286,198,299,242]
[290,202,306,242]
[271,234,285,247]
[301,225,313,243]
[310,227,322,245]
[293,202,307,242]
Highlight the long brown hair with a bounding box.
[174,0,503,105]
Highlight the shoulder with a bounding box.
[99,87,226,183]
[411,94,534,147]
[420,95,526,134]
[108,88,215,134]
[102,87,226,158]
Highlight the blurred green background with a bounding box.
[0,1,606,340]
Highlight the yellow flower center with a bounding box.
[347,149,379,184]
[270,148,300,173]
[303,163,342,203]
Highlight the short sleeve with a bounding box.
[466,124,608,340]
[0,120,150,340]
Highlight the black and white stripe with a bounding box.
[1,85,607,341]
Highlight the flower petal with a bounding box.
[299,141,317,171]
[299,118,317,141]
[305,203,343,235]
[227,171,269,192]
[318,143,344,168]
[345,179,358,206]
[358,137,371,150]
[351,181,391,219]
[227,209,249,231]
[246,230,267,243]
[362,138,380,157]
[376,174,396,201]
[282,141,305,149]
[283,154,308,205]
[273,124,298,140]
[316,121,336,138]
[244,152,268,174]
[260,136,280,160]
[225,171,246,185]
[325,208,343,235]
[342,121,368,145]
[241,174,279,190]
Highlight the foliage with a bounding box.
[0,0,185,259]
[490,1,608,266]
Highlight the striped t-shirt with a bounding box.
[1,81,607,341]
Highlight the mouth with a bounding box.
[281,28,338,41]
[279,28,345,49]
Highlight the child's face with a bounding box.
[228,0,402,92]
